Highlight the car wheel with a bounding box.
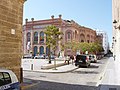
[94,60,97,63]
[75,64,77,66]
[86,65,88,68]
[88,64,90,66]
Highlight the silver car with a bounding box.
[89,54,97,63]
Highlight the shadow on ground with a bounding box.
[22,78,98,90]
[72,70,99,74]
[89,65,99,68]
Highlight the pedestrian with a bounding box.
[67,55,70,65]
[114,55,116,61]
[70,55,74,65]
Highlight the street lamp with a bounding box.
[113,37,117,42]
[113,20,120,30]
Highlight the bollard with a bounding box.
[20,67,23,83]
[31,64,33,70]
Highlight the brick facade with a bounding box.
[0,0,25,81]
[23,15,97,56]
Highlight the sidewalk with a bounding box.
[99,57,120,90]
[31,63,78,73]
[22,58,78,73]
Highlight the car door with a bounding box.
[0,72,12,89]
[0,72,20,90]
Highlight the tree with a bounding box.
[44,25,63,64]
[64,41,104,55]
[64,41,79,55]
[79,42,90,54]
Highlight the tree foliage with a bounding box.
[44,25,63,54]
[64,41,104,54]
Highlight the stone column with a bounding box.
[58,15,62,56]
[30,30,33,53]
[31,18,34,53]
[38,31,40,44]
[44,33,46,42]
[25,18,28,54]
[44,46,46,54]
[44,34,46,54]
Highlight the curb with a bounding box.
[23,66,78,73]
[95,57,111,86]
[41,63,66,70]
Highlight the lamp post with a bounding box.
[113,20,120,30]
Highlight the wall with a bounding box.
[0,0,25,81]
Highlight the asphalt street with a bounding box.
[23,79,98,90]
[23,57,109,90]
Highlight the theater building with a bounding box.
[23,15,97,56]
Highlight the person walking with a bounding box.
[70,55,74,65]
[114,55,116,61]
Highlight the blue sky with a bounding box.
[23,0,112,46]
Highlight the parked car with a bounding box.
[75,54,91,68]
[22,54,34,59]
[34,54,45,59]
[0,68,20,90]
[45,55,56,59]
[89,54,97,63]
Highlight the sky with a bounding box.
[23,0,112,46]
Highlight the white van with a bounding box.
[0,69,20,90]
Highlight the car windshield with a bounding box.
[76,55,86,60]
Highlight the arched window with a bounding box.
[27,32,31,42]
[65,30,72,42]
[80,34,85,42]
[87,40,89,43]
[75,31,77,39]
[67,32,71,39]
[46,46,49,55]
[40,31,44,43]
[81,40,84,42]
[33,46,38,56]
[87,35,90,43]
[34,32,38,44]
[40,46,44,55]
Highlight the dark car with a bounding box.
[75,54,90,67]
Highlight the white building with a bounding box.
[97,31,109,54]
[112,0,120,60]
